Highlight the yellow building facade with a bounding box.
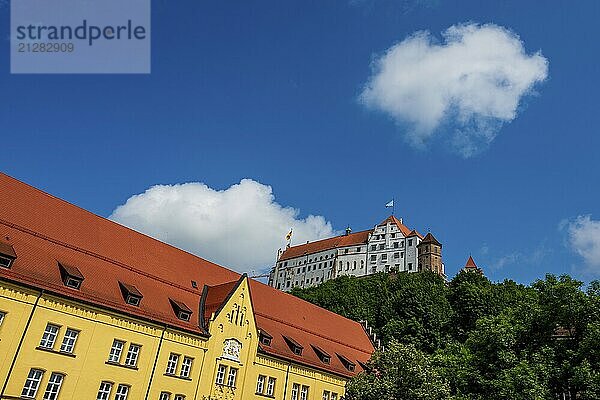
[0,173,373,400]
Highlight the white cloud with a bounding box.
[360,23,549,157]
[110,180,337,273]
[565,215,600,273]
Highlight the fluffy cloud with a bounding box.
[360,23,549,157]
[565,215,600,273]
[110,180,337,274]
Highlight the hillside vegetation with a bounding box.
[291,272,600,400]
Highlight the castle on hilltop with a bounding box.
[268,215,444,292]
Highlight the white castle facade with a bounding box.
[268,216,444,292]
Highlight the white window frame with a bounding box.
[0,311,6,326]
[174,395,185,400]
[108,339,125,363]
[256,375,265,394]
[124,343,141,367]
[323,390,330,400]
[227,367,237,387]
[180,356,193,378]
[166,353,179,375]
[331,393,338,400]
[266,377,276,396]
[114,384,130,400]
[215,364,227,385]
[300,385,309,400]
[59,328,79,353]
[96,381,113,400]
[291,383,299,400]
[21,368,44,398]
[40,323,60,349]
[42,372,64,400]
[159,392,171,400]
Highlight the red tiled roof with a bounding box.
[279,230,371,261]
[0,173,373,377]
[378,215,412,237]
[465,255,477,268]
[279,215,423,262]
[0,241,17,258]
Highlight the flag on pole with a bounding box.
[385,200,394,208]
[286,229,293,241]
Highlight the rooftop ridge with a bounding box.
[288,229,372,248]
[0,173,233,272]
[254,311,372,355]
[0,217,217,297]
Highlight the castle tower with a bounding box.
[417,233,444,276]
[463,255,483,275]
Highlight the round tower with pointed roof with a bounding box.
[417,232,444,277]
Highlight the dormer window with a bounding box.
[259,330,272,346]
[169,298,192,322]
[0,242,17,269]
[311,345,331,364]
[119,282,143,307]
[337,354,356,372]
[283,335,303,356]
[58,262,84,290]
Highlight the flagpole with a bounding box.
[392,198,395,216]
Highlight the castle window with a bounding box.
[166,353,179,375]
[312,345,331,364]
[124,343,141,367]
[323,391,331,400]
[337,354,356,372]
[0,242,17,269]
[174,395,185,400]
[43,372,64,400]
[59,328,79,354]
[21,368,44,398]
[0,311,5,326]
[408,263,413,270]
[39,323,60,349]
[169,298,192,321]
[180,357,193,378]
[408,239,413,246]
[394,252,399,259]
[370,255,376,263]
[256,375,265,394]
[381,254,387,261]
[300,385,310,400]
[393,242,399,248]
[119,282,143,307]
[108,339,125,363]
[191,280,198,288]
[160,393,171,400]
[216,365,227,385]
[267,377,276,396]
[96,381,113,400]
[114,384,129,400]
[291,383,300,400]
[58,262,84,290]
[370,245,376,251]
[283,335,303,355]
[227,367,238,387]
[378,244,384,250]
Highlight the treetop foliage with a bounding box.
[291,272,600,399]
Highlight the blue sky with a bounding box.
[2,0,600,283]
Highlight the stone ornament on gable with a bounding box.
[222,338,242,362]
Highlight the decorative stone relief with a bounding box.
[222,338,242,362]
